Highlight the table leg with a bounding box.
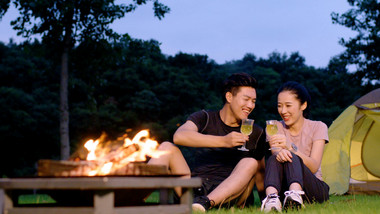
[1,189,13,214]
[94,190,114,214]
[159,188,175,204]
[0,189,3,214]
[180,188,193,214]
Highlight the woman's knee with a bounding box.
[267,154,278,164]
[289,153,301,163]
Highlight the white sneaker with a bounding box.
[261,193,282,213]
[283,190,305,210]
[192,203,206,212]
[192,196,211,213]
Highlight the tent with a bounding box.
[321,88,380,195]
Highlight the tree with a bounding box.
[0,1,10,18]
[331,0,380,82]
[0,41,61,176]
[1,0,169,159]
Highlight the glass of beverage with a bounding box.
[266,120,279,150]
[238,118,254,151]
[266,120,278,136]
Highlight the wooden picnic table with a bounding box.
[0,176,202,214]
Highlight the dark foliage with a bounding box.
[0,37,374,177]
[331,0,380,82]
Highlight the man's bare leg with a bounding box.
[255,158,266,201]
[206,158,258,207]
[148,142,191,195]
[148,141,190,176]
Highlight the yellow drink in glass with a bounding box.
[266,124,278,136]
[238,119,254,151]
[241,124,253,135]
[266,120,279,151]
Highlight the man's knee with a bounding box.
[241,157,258,165]
[158,141,177,151]
[236,158,258,174]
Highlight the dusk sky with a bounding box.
[0,0,355,68]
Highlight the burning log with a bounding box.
[38,160,169,177]
[38,129,170,177]
[104,143,140,163]
[38,159,97,177]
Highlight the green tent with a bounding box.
[321,88,380,195]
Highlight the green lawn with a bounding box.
[197,194,380,214]
[18,194,56,204]
[147,192,380,213]
[17,192,380,213]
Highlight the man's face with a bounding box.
[227,86,256,120]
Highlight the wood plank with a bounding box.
[6,205,191,214]
[7,207,94,214]
[115,204,191,214]
[0,177,201,190]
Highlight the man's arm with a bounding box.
[173,120,248,148]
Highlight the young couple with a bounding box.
[148,72,329,212]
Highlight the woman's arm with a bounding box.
[291,139,326,174]
[269,134,326,174]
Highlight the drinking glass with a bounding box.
[238,118,254,151]
[266,120,278,136]
[266,120,279,150]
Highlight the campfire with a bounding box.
[38,129,169,177]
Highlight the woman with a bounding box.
[261,81,329,212]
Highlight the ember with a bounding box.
[38,129,169,177]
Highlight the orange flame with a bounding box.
[84,139,99,161]
[82,129,165,176]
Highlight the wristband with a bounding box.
[291,143,298,152]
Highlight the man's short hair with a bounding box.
[222,72,258,103]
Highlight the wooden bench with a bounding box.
[0,176,202,214]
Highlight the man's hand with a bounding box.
[224,131,249,148]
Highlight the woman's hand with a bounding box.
[268,134,287,150]
[275,149,293,163]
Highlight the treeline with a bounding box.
[0,37,376,177]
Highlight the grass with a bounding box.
[17,191,380,213]
[18,194,56,204]
[196,194,380,214]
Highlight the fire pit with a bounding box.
[0,130,202,214]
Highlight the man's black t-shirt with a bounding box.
[187,110,268,182]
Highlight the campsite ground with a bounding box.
[16,191,380,213]
[198,194,380,213]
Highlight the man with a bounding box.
[148,72,268,212]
